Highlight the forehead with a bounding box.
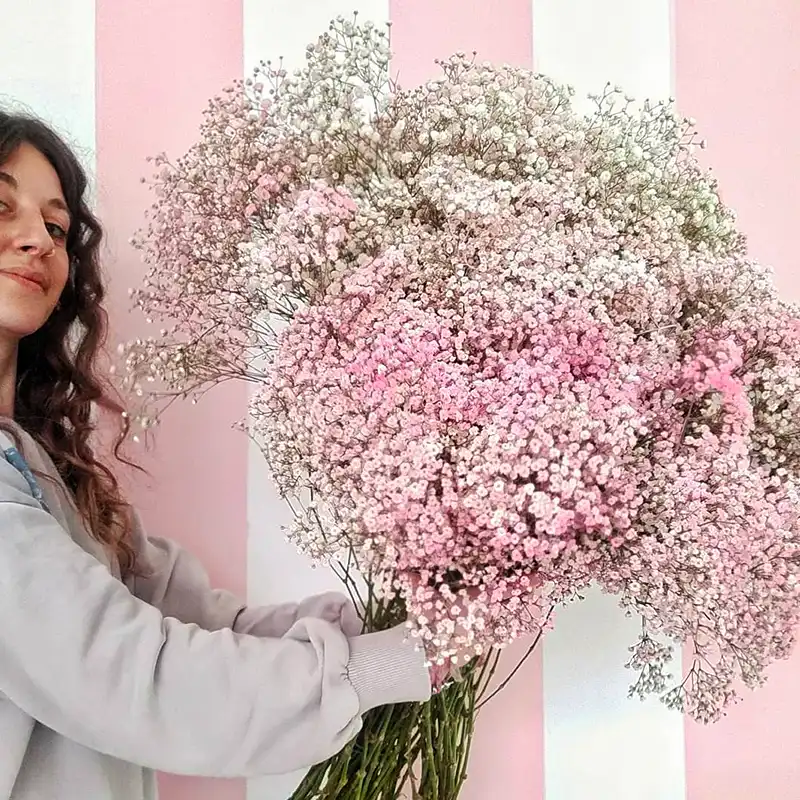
[1,142,66,201]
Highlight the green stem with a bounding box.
[290,595,541,800]
[422,700,440,799]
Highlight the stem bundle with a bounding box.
[290,596,511,800]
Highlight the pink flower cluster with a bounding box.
[122,17,800,722]
[602,315,800,721]
[257,223,800,722]
[252,178,800,719]
[254,245,645,649]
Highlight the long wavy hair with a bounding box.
[0,111,137,575]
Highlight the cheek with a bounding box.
[0,229,14,254]
[51,255,70,297]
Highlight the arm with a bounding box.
[128,514,362,637]
[0,457,430,777]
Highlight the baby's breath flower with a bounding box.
[119,17,800,724]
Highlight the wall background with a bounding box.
[2,0,799,798]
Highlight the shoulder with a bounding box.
[0,418,41,459]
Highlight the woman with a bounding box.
[0,111,433,800]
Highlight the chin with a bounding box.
[0,290,58,341]
[0,311,55,342]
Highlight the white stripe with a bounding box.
[244,0,390,74]
[0,0,96,185]
[532,0,673,112]
[532,2,685,799]
[244,3,389,799]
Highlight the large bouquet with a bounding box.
[119,15,800,799]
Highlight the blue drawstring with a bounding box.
[1,444,50,513]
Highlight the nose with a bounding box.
[12,210,55,259]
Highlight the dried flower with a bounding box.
[121,17,800,723]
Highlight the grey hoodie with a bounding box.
[0,421,430,799]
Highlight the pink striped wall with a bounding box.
[95,2,247,799]
[2,0,800,798]
[674,1,800,798]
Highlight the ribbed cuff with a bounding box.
[346,625,432,713]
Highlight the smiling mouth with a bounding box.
[1,273,46,293]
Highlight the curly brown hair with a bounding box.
[0,111,137,575]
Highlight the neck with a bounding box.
[0,340,18,417]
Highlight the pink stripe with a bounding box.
[95,2,246,799]
[387,4,542,798]
[674,2,800,798]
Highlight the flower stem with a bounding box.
[290,597,541,800]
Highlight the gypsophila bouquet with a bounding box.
[119,14,800,798]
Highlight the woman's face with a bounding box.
[0,142,71,341]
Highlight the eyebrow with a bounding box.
[0,170,72,221]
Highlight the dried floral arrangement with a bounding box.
[118,15,800,799]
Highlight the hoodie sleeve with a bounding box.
[0,456,430,777]
[128,513,363,638]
